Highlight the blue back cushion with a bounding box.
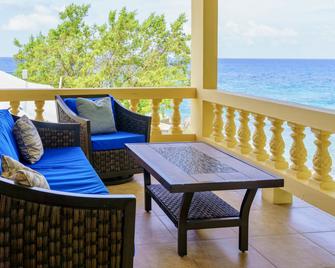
[0,110,20,168]
[64,97,116,116]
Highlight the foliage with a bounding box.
[14,4,190,114]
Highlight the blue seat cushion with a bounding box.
[28,147,109,195]
[91,131,145,151]
[64,96,115,116]
[0,110,20,168]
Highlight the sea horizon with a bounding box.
[1,57,335,110]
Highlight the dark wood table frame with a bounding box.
[126,142,283,257]
[144,170,257,256]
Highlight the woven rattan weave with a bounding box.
[148,184,239,221]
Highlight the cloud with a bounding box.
[223,20,298,44]
[0,0,64,8]
[2,4,59,31]
[244,21,297,38]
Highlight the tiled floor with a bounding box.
[108,175,335,268]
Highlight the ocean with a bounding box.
[0,57,17,75]
[2,57,335,110]
[218,58,335,110]
[1,57,335,173]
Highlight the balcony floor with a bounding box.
[108,175,335,268]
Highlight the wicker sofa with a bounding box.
[56,94,151,185]
[0,111,136,267]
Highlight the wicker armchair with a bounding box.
[0,119,136,268]
[56,94,151,184]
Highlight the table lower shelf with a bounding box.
[147,184,240,224]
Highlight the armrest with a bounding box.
[0,177,136,268]
[0,176,135,209]
[55,95,90,125]
[55,96,92,158]
[114,100,152,142]
[31,120,81,148]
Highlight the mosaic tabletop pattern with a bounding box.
[151,145,236,175]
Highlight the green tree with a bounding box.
[15,4,96,88]
[94,8,190,88]
[14,4,190,114]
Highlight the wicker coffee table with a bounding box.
[126,142,283,256]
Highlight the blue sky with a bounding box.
[0,0,335,58]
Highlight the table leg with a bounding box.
[239,189,257,252]
[178,192,194,257]
[144,170,152,212]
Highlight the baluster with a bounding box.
[224,107,237,148]
[171,99,182,135]
[238,110,252,154]
[130,99,139,113]
[288,123,311,180]
[252,113,269,161]
[34,100,45,121]
[151,99,162,136]
[10,101,20,115]
[268,118,288,170]
[210,103,224,142]
[311,129,335,190]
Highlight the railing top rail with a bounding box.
[0,87,197,101]
[200,89,335,133]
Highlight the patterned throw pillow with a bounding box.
[77,97,117,134]
[13,115,44,164]
[1,155,50,189]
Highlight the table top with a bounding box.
[126,142,284,193]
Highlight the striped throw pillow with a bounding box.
[13,115,44,164]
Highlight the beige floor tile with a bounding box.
[303,232,335,255]
[240,190,311,212]
[135,214,175,245]
[151,201,168,216]
[285,207,335,233]
[249,191,294,212]
[107,176,143,195]
[188,239,275,268]
[108,177,147,215]
[248,209,297,237]
[159,215,238,241]
[134,243,199,268]
[214,190,244,210]
[290,196,313,208]
[223,189,292,214]
[250,234,335,268]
